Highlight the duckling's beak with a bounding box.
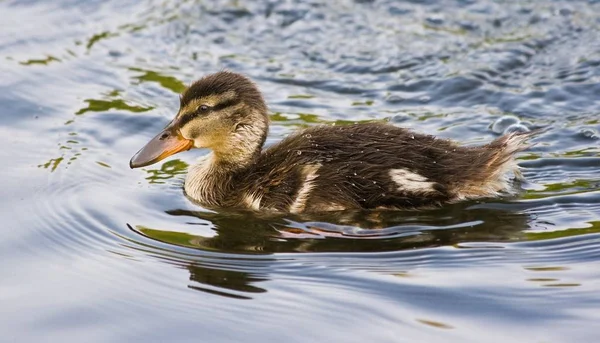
[130,123,193,169]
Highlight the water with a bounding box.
[1,0,599,341]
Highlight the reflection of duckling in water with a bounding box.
[135,203,531,254]
[187,264,267,300]
[138,204,531,300]
[131,71,535,213]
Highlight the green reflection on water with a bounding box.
[423,23,468,36]
[526,221,600,241]
[76,99,153,115]
[559,148,600,157]
[136,226,203,250]
[38,157,64,172]
[96,161,112,169]
[270,112,376,126]
[288,94,315,99]
[86,31,118,50]
[523,179,597,199]
[517,153,542,161]
[145,159,188,184]
[19,55,61,66]
[416,112,445,121]
[75,89,153,115]
[129,67,186,93]
[351,100,374,106]
[543,283,581,287]
[416,319,454,330]
[118,23,147,33]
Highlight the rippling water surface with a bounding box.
[1,0,600,341]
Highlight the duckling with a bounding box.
[130,71,533,213]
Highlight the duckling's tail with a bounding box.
[484,131,536,179]
[452,130,538,200]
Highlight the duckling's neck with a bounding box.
[184,118,268,206]
[212,116,267,168]
[183,153,255,207]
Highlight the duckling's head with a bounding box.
[130,71,268,169]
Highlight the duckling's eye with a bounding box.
[199,105,209,112]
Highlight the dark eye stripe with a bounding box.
[178,97,241,127]
[178,113,197,128]
[212,98,240,111]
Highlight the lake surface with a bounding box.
[1,0,599,341]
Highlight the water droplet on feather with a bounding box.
[504,124,530,134]
[492,115,520,134]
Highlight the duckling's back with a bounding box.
[239,122,531,213]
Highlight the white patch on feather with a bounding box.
[389,168,436,193]
[289,164,320,214]
[242,192,262,211]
